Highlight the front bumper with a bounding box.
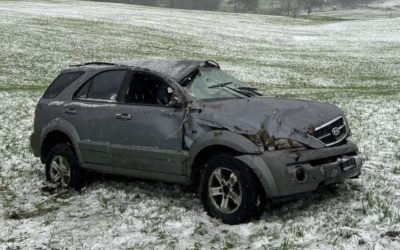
[236,142,362,199]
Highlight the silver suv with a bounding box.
[31,60,362,224]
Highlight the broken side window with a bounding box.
[122,72,173,105]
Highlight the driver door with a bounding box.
[109,70,187,175]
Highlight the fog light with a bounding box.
[295,167,308,183]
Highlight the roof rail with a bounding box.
[69,62,118,67]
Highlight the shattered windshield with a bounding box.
[185,67,250,100]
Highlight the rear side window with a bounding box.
[43,72,84,98]
[75,70,127,101]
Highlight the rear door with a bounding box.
[65,70,127,167]
[108,70,187,175]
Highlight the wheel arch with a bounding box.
[188,130,266,194]
[187,130,279,198]
[40,118,81,163]
[188,130,261,161]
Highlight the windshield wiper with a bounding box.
[208,80,252,97]
[237,87,263,96]
[208,81,233,89]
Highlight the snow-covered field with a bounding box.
[310,0,400,20]
[0,0,399,249]
[370,0,400,9]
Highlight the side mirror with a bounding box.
[168,94,183,108]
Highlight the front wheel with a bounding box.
[45,143,85,190]
[200,154,265,224]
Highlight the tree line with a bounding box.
[228,0,372,16]
[94,0,372,15]
[94,0,222,10]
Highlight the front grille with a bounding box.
[311,116,347,146]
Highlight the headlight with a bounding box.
[343,116,352,136]
[266,138,304,151]
[245,134,265,152]
[247,131,304,151]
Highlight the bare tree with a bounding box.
[282,0,301,17]
[360,0,369,8]
[168,0,222,10]
[245,0,259,12]
[302,0,323,16]
[334,0,359,8]
[227,0,259,13]
[228,0,239,12]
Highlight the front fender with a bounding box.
[188,130,261,163]
[235,154,279,198]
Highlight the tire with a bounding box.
[200,154,266,224]
[45,143,85,190]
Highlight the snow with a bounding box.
[48,101,64,106]
[0,0,399,249]
[1,1,400,88]
[370,0,400,8]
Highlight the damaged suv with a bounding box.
[31,60,362,224]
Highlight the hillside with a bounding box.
[0,1,399,249]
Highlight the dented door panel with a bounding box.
[109,104,186,175]
[64,100,118,166]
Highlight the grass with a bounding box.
[301,15,351,22]
[0,0,399,249]
[1,1,399,89]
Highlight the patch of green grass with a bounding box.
[280,237,294,250]
[43,215,56,226]
[358,75,393,82]
[0,237,17,244]
[5,197,60,220]
[193,221,208,236]
[304,15,352,22]
[1,0,399,90]
[343,215,359,228]
[0,85,45,92]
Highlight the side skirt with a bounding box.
[82,162,190,184]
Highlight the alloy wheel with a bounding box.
[49,155,71,187]
[208,167,242,214]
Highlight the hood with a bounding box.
[194,96,345,148]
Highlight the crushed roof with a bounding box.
[70,59,220,83]
[121,59,204,83]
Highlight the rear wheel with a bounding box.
[45,143,85,190]
[200,154,265,224]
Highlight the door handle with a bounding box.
[115,113,132,120]
[64,108,77,115]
